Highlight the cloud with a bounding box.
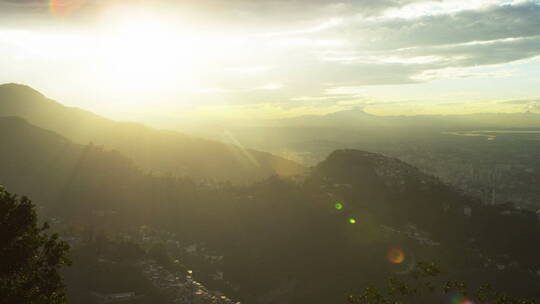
[275,2,540,92]
[406,36,540,66]
[0,0,48,15]
[0,0,432,25]
[0,0,45,5]
[329,2,540,49]
[1,0,539,110]
[499,98,540,105]
[497,98,540,112]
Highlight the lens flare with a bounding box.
[49,0,86,16]
[348,218,357,224]
[451,295,474,304]
[395,253,416,275]
[335,203,343,210]
[387,248,405,264]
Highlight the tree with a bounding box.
[347,261,537,304]
[0,186,71,303]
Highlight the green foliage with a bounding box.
[347,261,537,304]
[61,233,172,304]
[0,186,71,304]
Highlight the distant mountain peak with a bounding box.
[350,106,369,112]
[328,107,373,117]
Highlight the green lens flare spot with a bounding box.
[348,218,356,224]
[335,203,343,210]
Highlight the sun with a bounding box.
[95,5,205,94]
[81,3,252,106]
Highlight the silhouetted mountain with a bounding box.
[268,108,384,129]
[313,149,539,253]
[313,149,440,186]
[207,108,540,149]
[270,108,540,130]
[0,83,304,182]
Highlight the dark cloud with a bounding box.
[290,2,540,87]
[0,0,47,11]
[407,35,540,66]
[0,0,45,4]
[336,2,540,50]
[0,0,95,22]
[0,0,430,26]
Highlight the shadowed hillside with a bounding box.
[0,83,305,182]
[1,121,538,303]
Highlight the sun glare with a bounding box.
[95,5,206,94]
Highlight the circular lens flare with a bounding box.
[335,203,343,210]
[451,295,474,304]
[348,218,357,224]
[395,253,416,275]
[49,0,86,16]
[387,248,405,264]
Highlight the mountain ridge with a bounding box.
[0,83,305,182]
[273,108,540,130]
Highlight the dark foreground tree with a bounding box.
[0,186,70,303]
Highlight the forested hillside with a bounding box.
[1,117,538,303]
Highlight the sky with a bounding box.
[1,0,540,125]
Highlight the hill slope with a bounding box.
[0,83,304,182]
[1,122,539,303]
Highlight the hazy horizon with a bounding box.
[1,0,539,126]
